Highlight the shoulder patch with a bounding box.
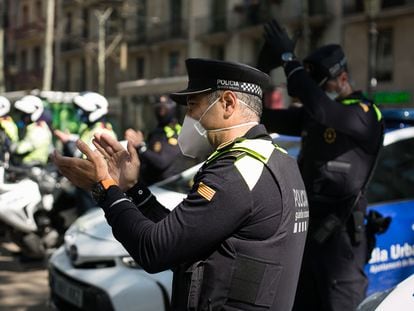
[152,141,162,152]
[168,137,178,145]
[197,182,216,201]
[359,102,370,113]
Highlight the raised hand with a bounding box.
[257,19,297,73]
[93,133,140,192]
[263,19,295,58]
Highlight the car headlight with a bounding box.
[120,256,141,269]
[357,287,394,311]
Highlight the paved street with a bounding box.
[0,238,49,311]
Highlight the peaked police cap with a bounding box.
[170,58,271,105]
[303,44,347,86]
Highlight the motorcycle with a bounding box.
[0,162,80,260]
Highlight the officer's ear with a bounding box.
[221,91,237,119]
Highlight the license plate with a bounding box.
[51,271,84,308]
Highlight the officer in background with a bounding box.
[54,92,117,214]
[258,20,384,310]
[0,96,18,161]
[124,95,195,185]
[54,91,117,157]
[13,95,53,166]
[54,58,309,311]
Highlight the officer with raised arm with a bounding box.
[258,20,384,311]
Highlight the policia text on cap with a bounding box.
[258,19,385,311]
[53,58,309,311]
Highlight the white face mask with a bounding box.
[178,97,220,159]
[178,97,258,159]
[178,115,214,159]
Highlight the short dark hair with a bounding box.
[206,90,261,121]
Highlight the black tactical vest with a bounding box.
[171,139,309,310]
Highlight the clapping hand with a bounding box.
[93,133,141,192]
[124,128,144,148]
[52,140,111,190]
[53,133,141,192]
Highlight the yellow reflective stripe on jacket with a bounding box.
[372,105,382,121]
[16,121,52,164]
[233,139,278,191]
[206,138,285,190]
[0,117,18,142]
[341,99,382,121]
[163,124,182,138]
[341,99,360,105]
[207,138,286,164]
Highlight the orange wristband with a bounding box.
[100,178,117,190]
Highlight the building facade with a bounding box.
[343,0,414,108]
[4,0,414,134]
[5,0,46,91]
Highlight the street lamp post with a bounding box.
[363,0,382,98]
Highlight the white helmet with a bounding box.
[73,92,108,123]
[14,95,44,122]
[0,96,11,117]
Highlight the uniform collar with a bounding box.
[341,90,370,102]
[215,124,271,152]
[243,124,272,141]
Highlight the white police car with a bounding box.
[364,109,414,295]
[357,273,414,311]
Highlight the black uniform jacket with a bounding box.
[139,125,187,185]
[100,124,308,310]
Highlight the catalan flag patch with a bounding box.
[197,182,216,201]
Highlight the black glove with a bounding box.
[257,19,297,73]
[257,41,281,74]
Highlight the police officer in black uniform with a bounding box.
[125,96,195,185]
[54,58,309,311]
[258,20,384,311]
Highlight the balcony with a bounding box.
[149,19,188,42]
[11,69,43,90]
[62,0,118,6]
[195,8,272,37]
[61,37,84,52]
[13,21,46,40]
[343,0,412,15]
[127,19,188,46]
